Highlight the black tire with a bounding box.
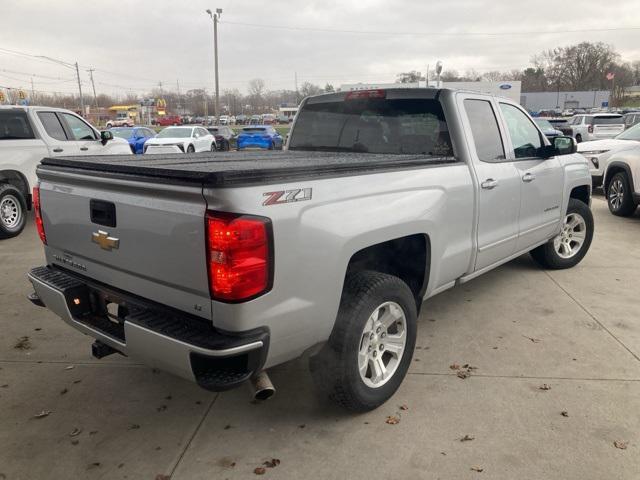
[186,144,195,153]
[224,140,231,151]
[575,134,582,143]
[211,142,217,152]
[530,198,593,269]
[606,172,637,217]
[0,184,27,239]
[310,271,417,412]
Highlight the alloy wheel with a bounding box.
[553,212,587,259]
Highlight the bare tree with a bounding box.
[299,82,323,98]
[247,78,266,98]
[396,71,423,83]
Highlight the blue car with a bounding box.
[236,125,283,150]
[110,126,156,154]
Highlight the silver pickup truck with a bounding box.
[28,88,593,411]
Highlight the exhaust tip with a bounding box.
[249,371,275,401]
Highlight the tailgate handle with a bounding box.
[90,199,117,228]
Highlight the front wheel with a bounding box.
[530,198,593,269]
[310,271,417,412]
[210,142,216,152]
[0,184,27,239]
[607,172,637,217]
[186,144,195,153]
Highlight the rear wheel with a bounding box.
[187,144,195,153]
[210,142,216,152]
[530,198,593,269]
[310,271,417,412]
[0,184,27,239]
[606,172,637,217]
[576,134,582,143]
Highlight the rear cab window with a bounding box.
[289,90,453,157]
[0,110,35,140]
[591,115,624,125]
[463,99,505,162]
[37,112,67,141]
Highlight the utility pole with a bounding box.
[176,79,182,115]
[30,77,35,101]
[206,8,223,121]
[75,62,85,115]
[87,68,98,109]
[294,71,299,103]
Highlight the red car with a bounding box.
[153,115,182,127]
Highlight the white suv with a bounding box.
[565,114,625,143]
[0,106,131,238]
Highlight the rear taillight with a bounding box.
[345,89,386,100]
[33,186,46,245]
[205,212,272,302]
[588,125,594,134]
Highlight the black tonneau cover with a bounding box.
[40,151,456,187]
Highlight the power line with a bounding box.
[221,20,640,37]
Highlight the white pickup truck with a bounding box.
[28,88,594,411]
[0,106,131,238]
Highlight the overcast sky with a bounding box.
[1,0,639,97]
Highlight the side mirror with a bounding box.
[100,130,113,145]
[553,135,577,155]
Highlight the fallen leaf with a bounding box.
[1,384,8,388]
[399,404,409,411]
[298,424,306,429]
[89,430,98,435]
[440,451,447,456]
[254,467,266,475]
[128,424,140,430]
[522,335,541,343]
[165,395,172,400]
[460,434,475,442]
[118,463,124,469]
[65,365,75,370]
[471,466,484,472]
[73,380,81,384]
[539,384,552,391]
[263,458,281,468]
[60,388,68,395]
[457,370,470,379]
[34,410,51,419]
[155,475,170,480]
[156,405,167,412]
[87,462,101,470]
[385,415,400,425]
[34,328,42,331]
[462,364,477,370]
[614,441,628,450]
[13,336,31,350]
[561,411,569,417]
[223,424,232,430]
[71,439,79,446]
[449,364,461,370]
[69,427,82,437]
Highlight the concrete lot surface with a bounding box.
[1,197,638,479]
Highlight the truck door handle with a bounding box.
[522,172,536,182]
[481,179,498,190]
[80,147,89,151]
[53,148,63,153]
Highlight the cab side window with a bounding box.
[60,113,98,141]
[463,99,506,163]
[0,110,35,140]
[499,103,543,159]
[37,112,68,141]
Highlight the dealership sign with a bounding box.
[499,84,512,90]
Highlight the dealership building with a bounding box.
[520,91,611,111]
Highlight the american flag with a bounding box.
[606,72,615,81]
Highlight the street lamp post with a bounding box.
[206,8,222,122]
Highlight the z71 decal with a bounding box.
[263,188,312,206]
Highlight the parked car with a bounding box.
[235,114,248,125]
[206,126,236,151]
[236,125,283,150]
[0,105,131,238]
[249,115,261,125]
[153,115,182,127]
[28,88,592,411]
[229,115,236,125]
[623,112,640,130]
[144,126,215,154]
[578,122,640,187]
[262,114,276,125]
[602,145,640,216]
[110,126,156,154]
[564,114,626,143]
[534,118,563,139]
[219,115,230,126]
[105,117,133,128]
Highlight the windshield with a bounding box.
[111,128,133,139]
[534,118,554,130]
[616,123,640,141]
[156,127,192,138]
[289,96,453,155]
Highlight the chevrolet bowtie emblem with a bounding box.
[91,230,120,251]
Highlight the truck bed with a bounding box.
[40,151,456,187]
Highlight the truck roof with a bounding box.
[40,151,456,188]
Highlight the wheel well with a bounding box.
[0,170,30,207]
[569,185,590,205]
[604,164,630,193]
[346,234,430,310]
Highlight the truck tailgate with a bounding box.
[37,166,212,320]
